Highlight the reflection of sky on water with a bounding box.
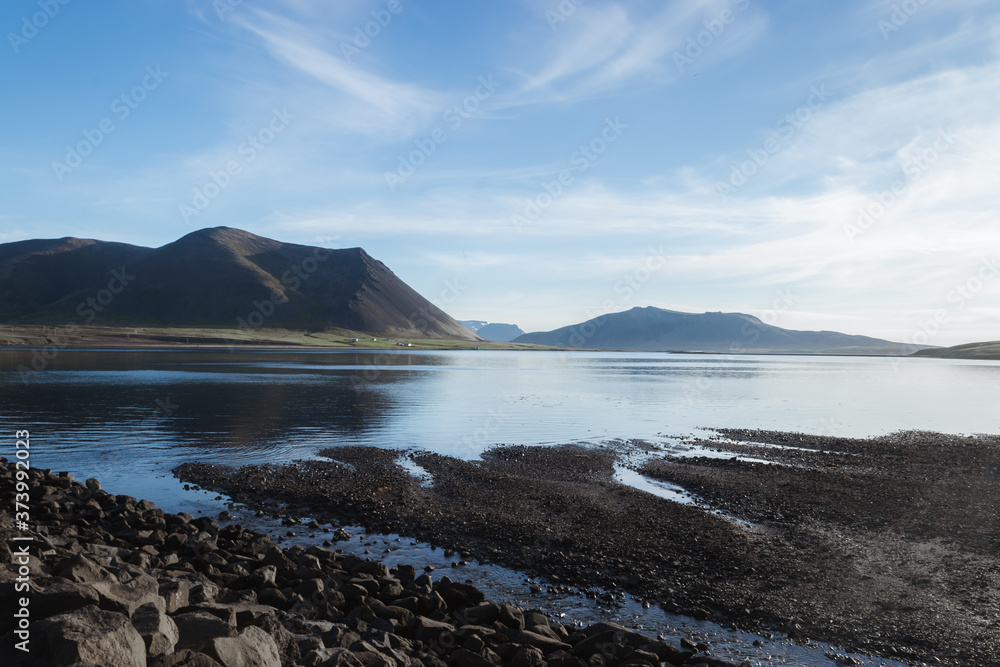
[1,348,998,501]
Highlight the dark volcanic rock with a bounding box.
[204,625,283,667]
[132,601,180,657]
[0,461,756,667]
[31,579,102,619]
[151,649,225,667]
[33,604,146,667]
[173,610,239,652]
[168,431,1000,667]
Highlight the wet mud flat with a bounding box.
[174,430,1000,666]
[3,462,749,667]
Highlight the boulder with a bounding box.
[498,604,525,631]
[368,598,414,626]
[352,649,397,667]
[570,624,650,660]
[512,645,547,667]
[436,581,485,610]
[258,587,289,610]
[636,641,680,661]
[406,616,455,642]
[55,553,112,583]
[31,579,101,620]
[248,564,279,588]
[246,611,302,667]
[393,564,416,586]
[190,580,221,604]
[159,578,192,613]
[511,629,571,655]
[546,655,583,667]
[174,610,238,652]
[296,634,325,655]
[92,571,162,616]
[205,625,282,667]
[619,649,659,667]
[185,602,240,626]
[150,649,224,667]
[322,624,362,649]
[454,603,501,627]
[377,579,404,602]
[523,615,560,643]
[449,648,498,667]
[416,591,447,615]
[132,601,179,657]
[302,647,365,667]
[33,605,146,667]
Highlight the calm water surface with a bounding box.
[2,348,997,502]
[5,347,983,666]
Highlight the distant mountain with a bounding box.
[459,320,526,343]
[459,320,488,332]
[0,227,480,340]
[910,341,1000,360]
[514,306,928,355]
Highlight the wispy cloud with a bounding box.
[265,42,1000,341]
[234,9,443,138]
[505,1,768,106]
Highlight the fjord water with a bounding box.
[6,347,984,666]
[2,348,998,502]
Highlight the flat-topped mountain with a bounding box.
[514,306,926,355]
[459,320,526,342]
[0,227,479,340]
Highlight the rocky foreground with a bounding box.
[173,432,1000,666]
[0,461,744,667]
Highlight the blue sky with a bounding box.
[2,0,998,346]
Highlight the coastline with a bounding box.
[1,462,746,667]
[2,325,977,357]
[174,431,1000,666]
[0,325,553,352]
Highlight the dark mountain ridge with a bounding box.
[514,306,927,355]
[910,340,1000,360]
[0,237,152,318]
[0,227,479,340]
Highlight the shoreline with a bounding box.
[0,325,974,357]
[1,461,747,667]
[0,324,550,352]
[174,431,1000,666]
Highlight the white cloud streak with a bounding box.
[504,1,767,106]
[234,9,443,138]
